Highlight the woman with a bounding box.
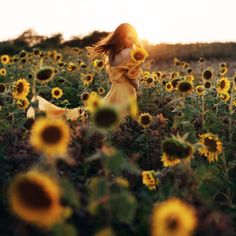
[87,23,146,121]
[27,23,146,123]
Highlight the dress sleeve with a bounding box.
[118,60,143,80]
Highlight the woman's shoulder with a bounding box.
[110,47,133,67]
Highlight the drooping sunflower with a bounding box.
[219,66,228,76]
[51,87,63,99]
[1,55,10,64]
[198,133,223,162]
[161,135,194,167]
[219,92,230,102]
[8,170,64,228]
[202,67,213,80]
[0,68,7,76]
[216,77,231,94]
[30,117,70,158]
[141,170,159,190]
[151,198,197,236]
[13,78,30,100]
[17,98,30,109]
[92,105,120,130]
[36,67,54,84]
[195,85,205,96]
[130,47,148,64]
[177,80,194,96]
[137,112,153,128]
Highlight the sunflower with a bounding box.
[219,92,230,102]
[186,75,194,82]
[19,50,27,58]
[95,227,115,236]
[1,55,10,64]
[98,87,105,95]
[216,77,231,94]
[33,48,41,56]
[219,66,228,76]
[161,135,193,167]
[17,98,30,109]
[145,76,155,88]
[93,59,104,68]
[165,82,174,92]
[187,68,192,74]
[0,83,7,93]
[199,57,205,63]
[8,170,64,228]
[151,198,197,236]
[141,170,159,190]
[82,73,94,86]
[137,112,153,128]
[0,68,7,76]
[36,67,54,84]
[202,67,213,80]
[173,58,181,66]
[198,133,223,162]
[171,77,181,88]
[51,87,63,99]
[195,85,205,96]
[30,117,70,158]
[130,47,148,64]
[81,91,90,103]
[204,81,212,89]
[92,105,120,130]
[86,92,103,113]
[13,78,30,100]
[177,80,194,95]
[67,62,76,72]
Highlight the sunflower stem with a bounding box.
[228,81,234,143]
[201,95,205,130]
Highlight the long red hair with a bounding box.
[87,23,141,61]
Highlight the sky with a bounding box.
[0,0,235,44]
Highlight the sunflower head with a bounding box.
[92,105,120,130]
[36,67,54,84]
[0,83,7,93]
[86,92,103,113]
[165,82,173,92]
[130,47,148,64]
[202,67,213,80]
[217,77,231,94]
[8,170,64,228]
[13,78,30,100]
[17,98,30,109]
[141,170,159,190]
[204,81,212,89]
[151,198,197,236]
[162,135,193,160]
[219,92,230,102]
[0,68,7,76]
[81,91,90,103]
[198,133,223,162]
[1,55,10,64]
[137,112,153,128]
[51,87,63,99]
[30,118,70,158]
[195,85,205,96]
[177,80,194,95]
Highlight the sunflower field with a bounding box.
[1,46,236,236]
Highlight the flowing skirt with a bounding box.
[26,96,83,121]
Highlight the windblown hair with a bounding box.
[87,23,142,61]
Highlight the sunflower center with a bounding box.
[134,52,144,60]
[141,115,151,125]
[16,179,52,209]
[147,78,153,84]
[17,82,24,93]
[41,126,62,144]
[54,90,60,96]
[82,93,89,101]
[36,68,53,81]
[94,108,118,128]
[205,81,211,88]
[166,215,179,231]
[203,70,212,80]
[220,80,226,89]
[204,137,217,152]
[97,61,104,67]
[178,82,192,92]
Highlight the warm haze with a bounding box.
[1,0,236,44]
